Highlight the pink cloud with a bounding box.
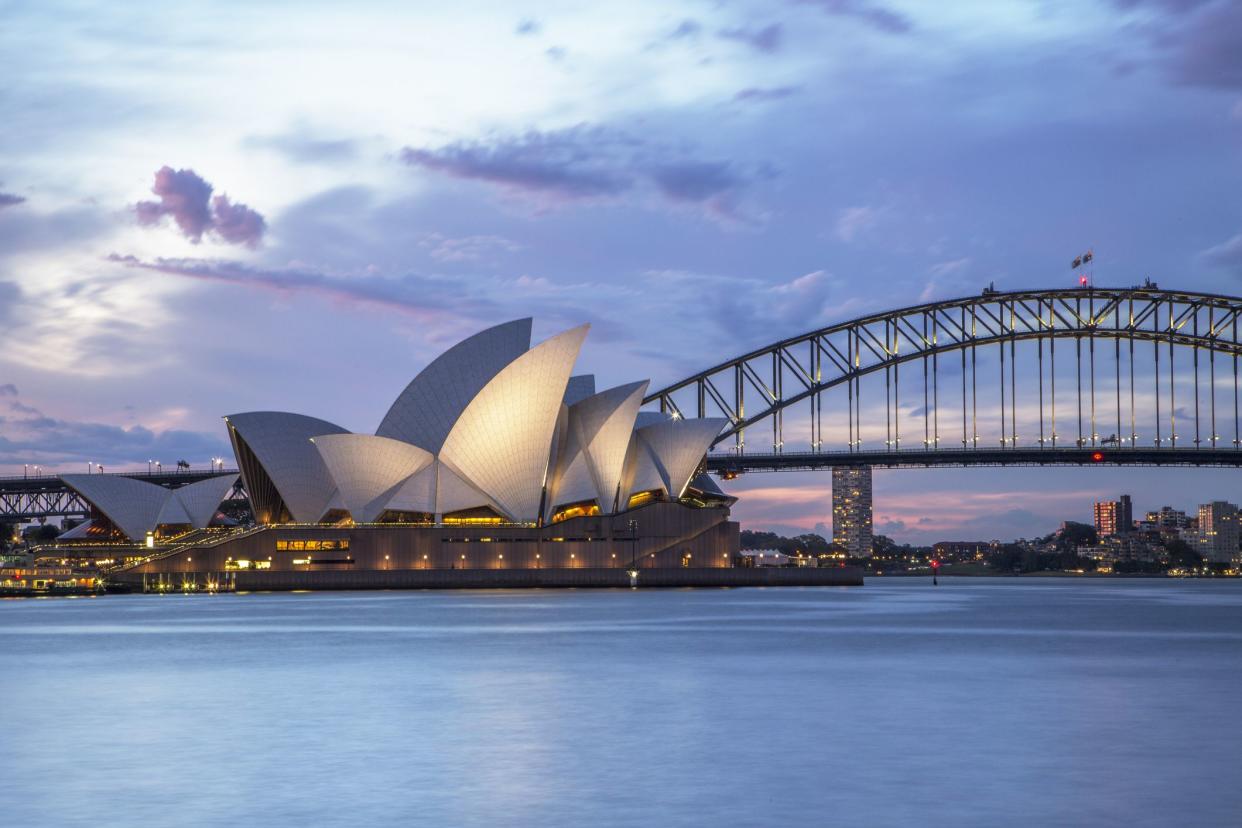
[134,166,265,247]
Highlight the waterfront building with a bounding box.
[1197,501,1240,563]
[739,549,792,567]
[1081,534,1163,564]
[65,319,744,582]
[832,467,873,558]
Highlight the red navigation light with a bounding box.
[1079,275,1088,286]
[1091,451,1105,462]
[930,559,941,569]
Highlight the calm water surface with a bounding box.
[4,578,1242,827]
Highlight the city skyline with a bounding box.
[3,1,1242,543]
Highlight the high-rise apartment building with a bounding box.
[1094,494,1133,537]
[1094,500,1120,537]
[1117,494,1133,534]
[832,466,873,558]
[1197,501,1240,563]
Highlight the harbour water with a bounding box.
[3,579,1241,827]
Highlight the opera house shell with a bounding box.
[95,319,741,585]
[225,319,730,529]
[60,473,239,542]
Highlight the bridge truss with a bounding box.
[644,286,1242,471]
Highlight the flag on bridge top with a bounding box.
[1083,250,1093,264]
[1072,256,1083,269]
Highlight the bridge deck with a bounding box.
[707,447,1242,472]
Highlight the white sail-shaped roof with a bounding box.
[310,434,433,523]
[155,495,192,526]
[621,431,666,499]
[549,381,647,513]
[58,520,97,540]
[435,461,502,515]
[383,462,438,515]
[225,412,347,523]
[548,451,597,511]
[439,324,589,521]
[172,474,239,527]
[381,460,501,516]
[637,417,728,499]
[375,318,532,452]
[61,474,173,541]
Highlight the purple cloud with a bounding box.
[400,125,757,220]
[133,166,266,246]
[210,194,266,248]
[134,166,214,240]
[0,192,25,209]
[794,0,912,34]
[718,23,783,54]
[650,161,741,203]
[401,127,634,200]
[733,86,800,102]
[105,254,496,323]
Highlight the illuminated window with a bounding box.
[626,491,660,510]
[550,500,601,524]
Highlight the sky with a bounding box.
[1,0,1241,543]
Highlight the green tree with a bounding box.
[1164,538,1202,569]
[1054,521,1098,553]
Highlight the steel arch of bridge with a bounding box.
[643,286,1242,470]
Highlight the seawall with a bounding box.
[111,566,864,591]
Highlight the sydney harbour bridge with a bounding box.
[644,285,1242,474]
[3,285,1241,524]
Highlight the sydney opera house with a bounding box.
[84,319,746,587]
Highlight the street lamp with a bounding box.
[155,461,162,474]
[147,459,153,474]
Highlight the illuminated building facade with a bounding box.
[1197,501,1240,563]
[1094,500,1119,537]
[1094,495,1132,537]
[105,319,742,580]
[832,466,873,558]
